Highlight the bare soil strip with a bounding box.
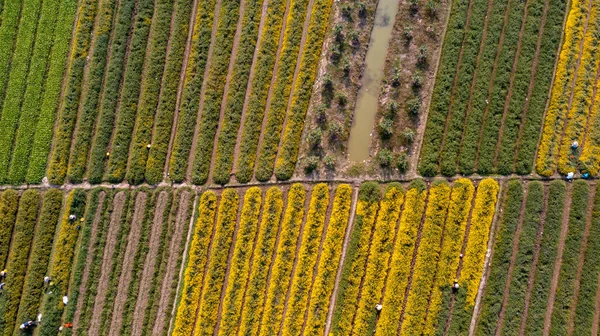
[108,191,148,336]
[154,191,192,335]
[72,191,106,330]
[591,272,600,336]
[542,183,573,336]
[88,191,127,335]
[131,191,169,336]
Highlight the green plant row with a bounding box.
[475,180,523,335]
[274,0,333,180]
[65,0,120,183]
[0,0,23,113]
[126,0,174,185]
[211,0,262,185]
[254,0,310,182]
[168,0,218,183]
[0,190,39,334]
[11,189,62,336]
[0,0,43,183]
[259,183,306,336]
[85,0,137,184]
[0,190,19,268]
[24,0,78,184]
[46,0,99,184]
[234,0,286,184]
[218,187,262,335]
[37,189,87,336]
[144,0,194,184]
[281,183,329,336]
[237,187,284,336]
[191,0,243,185]
[105,0,155,182]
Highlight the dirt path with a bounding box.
[131,191,169,336]
[72,191,106,331]
[566,184,596,335]
[542,183,573,336]
[108,191,148,336]
[153,191,192,335]
[87,191,127,335]
[519,184,550,336]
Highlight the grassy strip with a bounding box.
[37,190,87,336]
[401,181,451,334]
[190,0,242,185]
[280,184,330,336]
[424,179,474,336]
[125,0,173,185]
[352,184,405,336]
[167,0,218,183]
[237,187,284,336]
[211,0,262,185]
[501,182,544,334]
[85,0,137,184]
[304,184,352,334]
[376,181,428,335]
[475,180,523,335]
[0,0,43,183]
[573,186,600,334]
[218,187,263,335]
[0,190,19,268]
[65,0,119,183]
[46,0,99,184]
[25,0,79,183]
[549,179,590,334]
[524,180,566,335]
[259,184,306,335]
[144,0,194,184]
[254,0,310,182]
[0,0,23,113]
[274,0,333,180]
[11,190,62,335]
[194,189,239,335]
[105,0,156,182]
[535,0,589,176]
[234,0,286,183]
[0,190,39,334]
[330,182,380,336]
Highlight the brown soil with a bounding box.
[72,191,106,331]
[108,191,148,336]
[542,183,573,336]
[130,191,169,336]
[88,191,127,335]
[153,191,191,335]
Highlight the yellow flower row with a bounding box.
[305,184,353,334]
[375,184,428,336]
[579,86,600,175]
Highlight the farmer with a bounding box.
[567,172,575,182]
[19,320,37,331]
[0,269,7,278]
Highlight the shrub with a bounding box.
[304,156,320,174]
[376,148,393,167]
[397,152,409,173]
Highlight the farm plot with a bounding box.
[419,0,567,177]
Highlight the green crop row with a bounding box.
[46,0,99,184]
[234,0,286,183]
[0,0,43,183]
[11,189,62,335]
[0,190,19,268]
[144,0,194,184]
[237,187,283,336]
[126,0,173,185]
[254,0,310,182]
[0,0,23,113]
[218,187,262,335]
[0,190,39,334]
[168,0,218,183]
[25,0,78,184]
[85,0,137,184]
[281,183,329,336]
[211,0,262,185]
[274,0,332,180]
[66,0,120,183]
[105,0,155,182]
[259,183,306,336]
[37,189,87,336]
